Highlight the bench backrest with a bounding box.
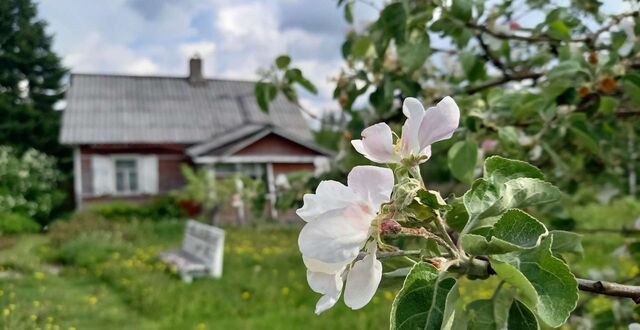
[183,219,225,277]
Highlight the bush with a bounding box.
[56,235,125,268]
[0,146,65,224]
[91,195,186,221]
[0,212,41,234]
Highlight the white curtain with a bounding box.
[92,155,114,195]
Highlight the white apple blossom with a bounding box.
[351,97,460,165]
[297,165,393,314]
[619,17,636,57]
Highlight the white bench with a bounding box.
[160,220,225,283]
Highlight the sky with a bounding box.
[38,0,377,121]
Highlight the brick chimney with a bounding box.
[188,54,205,85]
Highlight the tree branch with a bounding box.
[577,278,640,303]
[464,72,543,95]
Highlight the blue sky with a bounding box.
[38,0,378,119]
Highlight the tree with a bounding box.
[0,0,68,169]
[260,0,640,202]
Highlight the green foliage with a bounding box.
[447,140,478,184]
[255,55,317,112]
[0,212,41,234]
[90,196,186,222]
[0,218,395,329]
[390,262,456,330]
[0,0,69,170]
[0,146,65,224]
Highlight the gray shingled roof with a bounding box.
[60,74,312,144]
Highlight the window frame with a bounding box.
[112,155,141,196]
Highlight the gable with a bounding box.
[233,133,321,156]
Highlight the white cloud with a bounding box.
[64,32,159,75]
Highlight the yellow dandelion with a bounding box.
[383,290,395,301]
[31,314,38,321]
[68,327,77,330]
[33,300,41,307]
[3,308,10,317]
[241,291,251,300]
[34,272,45,280]
[196,322,206,330]
[281,287,290,296]
[87,296,98,305]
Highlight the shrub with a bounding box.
[0,146,65,224]
[56,235,124,268]
[91,195,186,221]
[0,212,41,234]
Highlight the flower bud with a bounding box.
[380,219,402,235]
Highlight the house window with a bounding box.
[115,159,139,194]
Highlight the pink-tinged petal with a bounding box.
[296,180,359,222]
[351,123,399,163]
[303,256,348,274]
[417,96,460,151]
[343,245,383,310]
[298,203,373,264]
[401,98,426,155]
[347,166,394,207]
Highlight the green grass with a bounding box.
[1,198,639,329]
[0,219,395,330]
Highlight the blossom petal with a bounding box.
[619,17,636,56]
[296,180,359,222]
[315,291,341,315]
[351,123,398,163]
[401,97,427,155]
[343,246,383,310]
[307,270,345,314]
[417,96,460,150]
[303,256,348,274]
[307,270,343,295]
[298,204,373,264]
[347,166,394,207]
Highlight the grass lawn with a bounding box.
[0,217,397,330]
[0,198,639,330]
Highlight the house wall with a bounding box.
[79,144,190,204]
[235,134,319,156]
[273,163,314,175]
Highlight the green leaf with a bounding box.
[483,178,561,217]
[448,140,478,184]
[451,0,472,21]
[285,68,318,94]
[275,55,291,69]
[446,197,469,232]
[484,156,545,186]
[597,96,619,114]
[344,1,353,23]
[397,37,429,72]
[508,300,539,330]
[416,189,450,211]
[352,36,372,59]
[491,238,579,327]
[380,3,406,44]
[254,82,278,112]
[441,283,464,330]
[390,263,457,330]
[461,209,548,256]
[464,286,514,329]
[547,20,571,40]
[460,52,486,82]
[549,230,583,256]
